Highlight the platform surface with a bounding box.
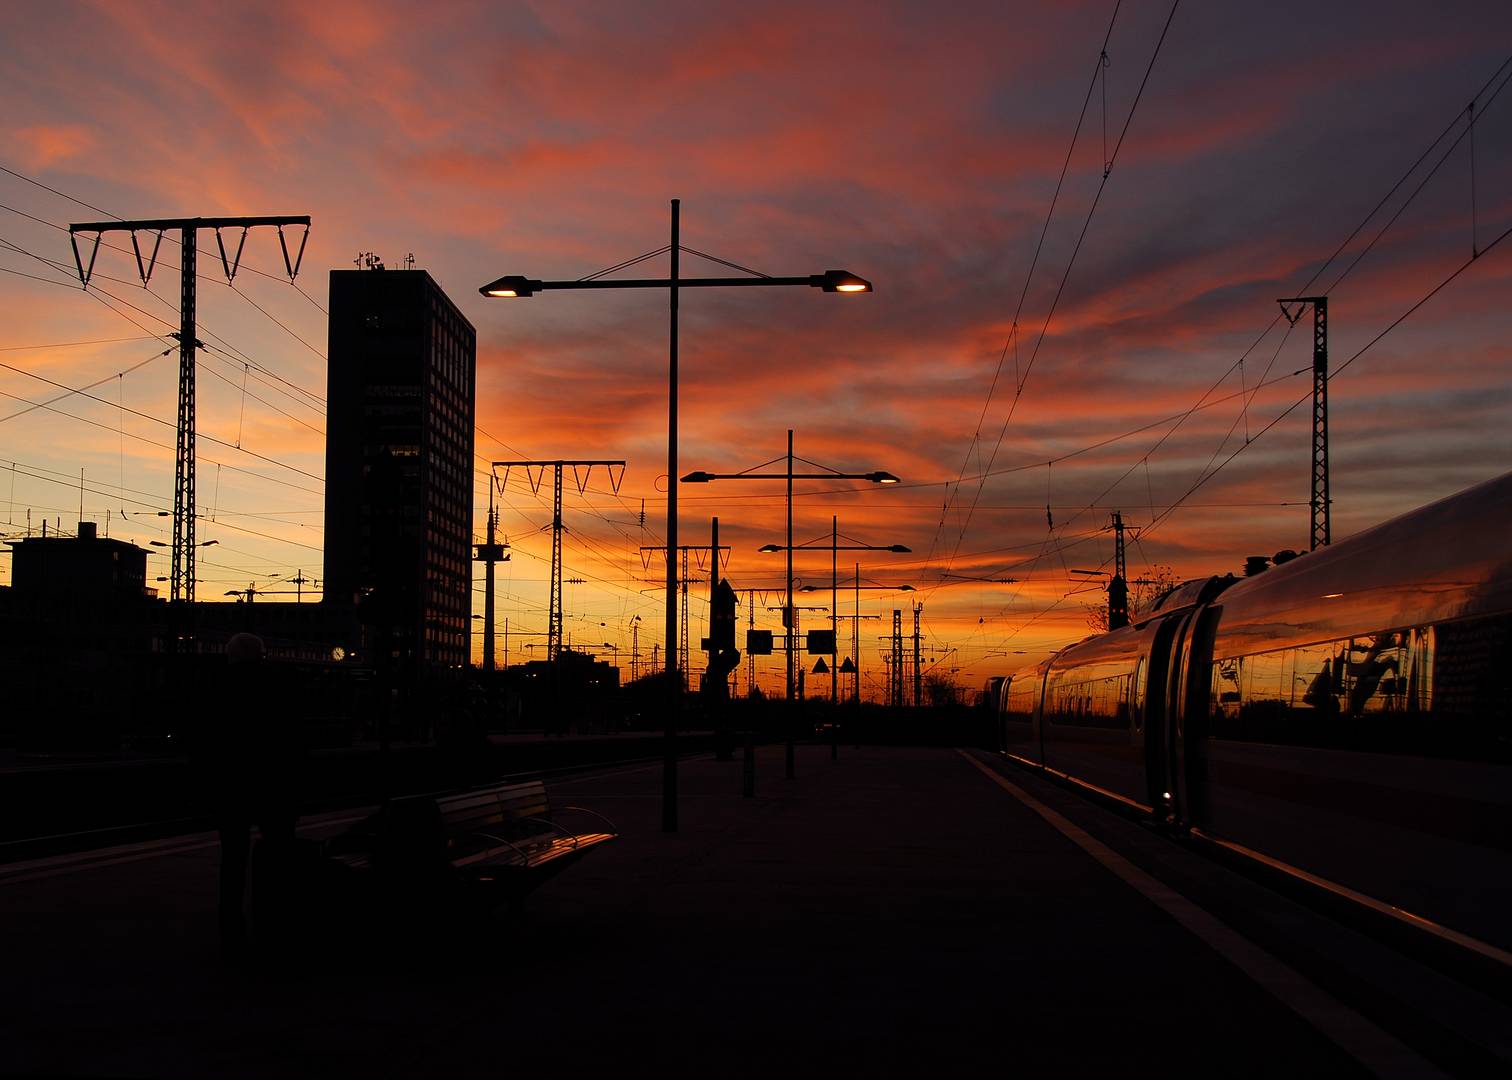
[4,744,1488,1077]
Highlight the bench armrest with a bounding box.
[468,831,535,860]
[553,805,619,835]
[515,816,580,849]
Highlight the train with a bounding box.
[996,469,1512,958]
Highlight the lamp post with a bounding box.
[764,524,909,707]
[483,203,870,833]
[684,431,898,704]
[802,576,914,707]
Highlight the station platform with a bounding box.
[2,744,1506,1076]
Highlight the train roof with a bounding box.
[1210,469,1512,655]
[1148,575,1234,614]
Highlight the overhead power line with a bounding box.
[929,0,1182,590]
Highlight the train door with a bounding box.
[1033,666,1047,764]
[996,676,1011,754]
[1141,614,1182,820]
[1172,606,1219,826]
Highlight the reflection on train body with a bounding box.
[999,470,1512,954]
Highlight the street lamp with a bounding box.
[802,576,914,706]
[481,203,870,834]
[763,523,910,711]
[481,268,872,298]
[684,431,901,711]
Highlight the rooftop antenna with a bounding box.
[403,252,416,270]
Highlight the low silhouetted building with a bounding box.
[6,521,152,607]
[507,650,620,734]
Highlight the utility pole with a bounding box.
[640,542,729,686]
[69,214,311,605]
[494,459,625,660]
[630,618,641,682]
[1278,296,1330,550]
[1108,510,1130,631]
[912,603,922,707]
[475,480,510,671]
[891,609,904,707]
[748,590,757,697]
[707,517,719,696]
[724,586,767,698]
[680,546,690,683]
[853,563,861,706]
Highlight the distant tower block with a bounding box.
[325,267,477,671]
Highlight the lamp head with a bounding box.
[816,269,872,294]
[479,275,538,298]
[887,544,911,553]
[758,544,782,554]
[899,585,915,591]
[681,471,715,483]
[870,471,900,484]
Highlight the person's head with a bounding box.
[226,633,266,666]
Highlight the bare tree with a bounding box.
[1082,565,1180,633]
[923,672,959,707]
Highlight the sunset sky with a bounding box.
[2,1,1510,698]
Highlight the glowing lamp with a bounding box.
[816,270,873,294]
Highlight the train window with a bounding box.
[1429,614,1512,753]
[1132,657,1146,732]
[1292,642,1343,713]
[1005,678,1039,724]
[1047,672,1130,729]
[1343,632,1411,714]
[1207,623,1466,753]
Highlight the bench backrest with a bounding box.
[376,780,555,869]
[433,780,551,833]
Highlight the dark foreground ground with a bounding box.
[3,745,1507,1077]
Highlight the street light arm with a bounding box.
[801,583,914,592]
[758,543,910,552]
[683,471,899,483]
[482,269,871,299]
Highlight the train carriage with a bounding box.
[999,470,1512,955]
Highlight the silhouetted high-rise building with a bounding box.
[324,268,476,671]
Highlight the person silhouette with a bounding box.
[197,632,300,959]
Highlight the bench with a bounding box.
[326,780,617,912]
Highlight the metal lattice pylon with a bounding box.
[1278,296,1330,551]
[679,547,690,685]
[68,214,312,606]
[494,459,625,663]
[891,609,904,707]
